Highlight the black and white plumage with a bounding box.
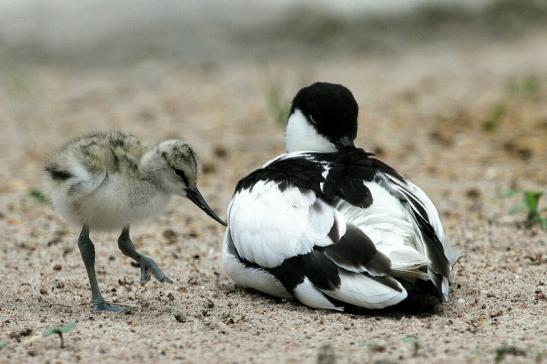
[223,82,459,311]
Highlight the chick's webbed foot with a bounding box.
[138,255,173,286]
[118,226,173,286]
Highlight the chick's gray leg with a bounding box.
[118,226,173,286]
[77,226,128,313]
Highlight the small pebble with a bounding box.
[213,146,228,158]
[174,313,187,323]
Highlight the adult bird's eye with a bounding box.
[308,114,317,125]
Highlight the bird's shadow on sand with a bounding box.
[236,287,442,319]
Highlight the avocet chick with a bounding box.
[45,131,225,313]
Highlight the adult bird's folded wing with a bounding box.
[226,178,408,310]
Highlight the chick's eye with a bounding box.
[174,168,189,184]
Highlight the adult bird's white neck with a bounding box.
[285,109,337,153]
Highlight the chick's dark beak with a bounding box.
[185,186,227,226]
[334,136,355,149]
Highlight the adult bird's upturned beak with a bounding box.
[185,186,227,226]
[334,136,355,149]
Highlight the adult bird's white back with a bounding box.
[46,131,226,312]
[223,82,459,312]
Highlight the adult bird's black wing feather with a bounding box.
[323,224,391,276]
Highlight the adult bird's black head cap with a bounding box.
[290,82,359,149]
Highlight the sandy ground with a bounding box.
[0,31,546,363]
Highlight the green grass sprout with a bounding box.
[484,74,541,132]
[265,83,290,126]
[504,189,547,229]
[494,344,526,363]
[482,102,506,131]
[401,335,419,357]
[42,323,76,348]
[507,75,540,98]
[29,189,49,204]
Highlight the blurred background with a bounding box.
[1,0,545,65]
[0,1,546,363]
[1,0,546,229]
[1,0,546,215]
